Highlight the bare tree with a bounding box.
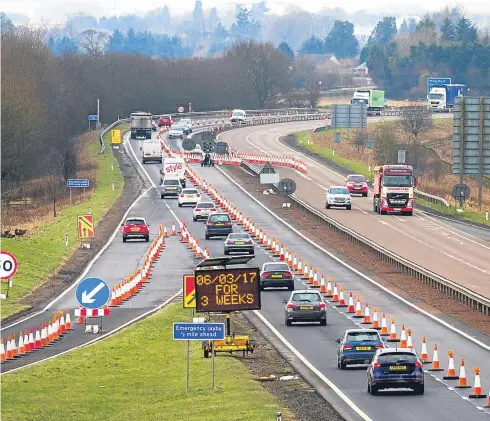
[374,123,400,164]
[43,152,66,217]
[304,72,322,109]
[77,29,111,57]
[352,131,367,153]
[398,106,432,170]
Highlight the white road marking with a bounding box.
[295,171,312,181]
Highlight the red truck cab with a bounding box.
[345,174,369,197]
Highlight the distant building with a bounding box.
[353,62,368,75]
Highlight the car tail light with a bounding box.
[207,221,214,226]
[246,240,252,244]
[374,344,385,349]
[286,303,295,309]
[342,345,353,351]
[319,303,326,309]
[226,240,232,245]
[196,194,201,197]
[373,362,381,368]
[224,221,232,226]
[261,272,270,277]
[180,194,184,197]
[415,361,423,368]
[195,208,201,212]
[210,208,216,211]
[284,272,293,277]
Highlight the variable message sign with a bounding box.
[194,267,261,313]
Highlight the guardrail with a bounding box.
[240,161,490,317]
[414,190,450,208]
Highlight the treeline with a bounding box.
[1,27,290,197]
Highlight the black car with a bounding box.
[282,290,327,326]
[204,213,233,239]
[260,262,294,290]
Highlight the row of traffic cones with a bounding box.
[1,309,73,363]
[183,165,490,407]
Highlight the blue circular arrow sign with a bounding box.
[75,277,110,309]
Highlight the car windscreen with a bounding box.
[164,179,180,185]
[228,233,250,239]
[264,263,290,272]
[209,214,230,222]
[346,332,380,341]
[183,189,198,194]
[329,188,349,194]
[171,126,183,130]
[377,353,417,363]
[198,202,214,208]
[348,176,366,182]
[292,293,321,302]
[232,111,245,116]
[126,219,145,225]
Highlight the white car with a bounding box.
[230,109,247,123]
[190,144,204,155]
[326,186,352,210]
[178,118,193,132]
[168,125,187,139]
[192,201,218,221]
[178,188,202,207]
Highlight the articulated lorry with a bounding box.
[130,111,152,139]
[427,84,467,112]
[373,165,417,216]
[351,89,385,115]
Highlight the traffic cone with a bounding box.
[312,270,319,287]
[302,263,309,280]
[163,225,168,237]
[469,367,487,398]
[406,329,413,349]
[485,389,490,408]
[0,338,5,362]
[331,283,339,303]
[455,359,471,388]
[361,302,371,324]
[5,335,12,360]
[65,309,73,330]
[18,331,25,355]
[387,317,399,342]
[319,275,326,293]
[380,313,389,336]
[10,334,17,358]
[171,222,176,236]
[352,297,363,318]
[325,277,333,297]
[443,350,459,380]
[34,325,42,348]
[336,286,347,307]
[371,307,380,329]
[399,324,407,347]
[280,246,285,261]
[347,292,355,313]
[77,311,85,324]
[428,344,444,371]
[420,337,430,363]
[23,330,30,353]
[307,268,314,285]
[296,259,302,274]
[28,328,35,351]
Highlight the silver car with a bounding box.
[283,290,327,326]
[326,186,352,210]
[193,201,218,221]
[224,233,254,255]
[160,178,182,199]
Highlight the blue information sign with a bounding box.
[75,277,110,309]
[67,179,89,188]
[173,323,225,341]
[88,114,99,121]
[427,78,451,95]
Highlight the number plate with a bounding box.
[235,241,244,244]
[271,274,283,278]
[186,195,193,198]
[130,227,140,232]
[216,223,224,226]
[394,208,401,211]
[299,306,313,310]
[168,187,176,189]
[389,365,407,371]
[356,346,371,351]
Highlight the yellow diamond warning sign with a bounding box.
[78,215,95,239]
[183,274,195,308]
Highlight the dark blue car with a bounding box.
[205,213,233,239]
[336,328,385,369]
[367,348,425,395]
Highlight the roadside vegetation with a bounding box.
[1,304,294,421]
[1,127,126,319]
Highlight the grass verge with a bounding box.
[1,303,293,421]
[0,124,128,319]
[416,197,490,226]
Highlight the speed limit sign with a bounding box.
[0,251,18,279]
[178,106,185,113]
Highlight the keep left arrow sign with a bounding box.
[81,281,105,304]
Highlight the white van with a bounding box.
[231,109,247,123]
[140,140,162,164]
[161,157,186,188]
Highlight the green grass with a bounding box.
[0,124,128,320]
[1,304,292,421]
[295,131,373,180]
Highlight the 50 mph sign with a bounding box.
[0,251,18,280]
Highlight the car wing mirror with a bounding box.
[335,338,341,343]
[140,146,142,151]
[120,223,124,227]
[281,299,287,304]
[147,223,150,226]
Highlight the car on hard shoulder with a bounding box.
[121,217,149,242]
[168,125,188,139]
[336,329,385,370]
[205,213,232,239]
[193,201,218,221]
[224,232,254,255]
[178,188,201,207]
[161,177,182,199]
[326,186,352,210]
[158,115,173,127]
[367,348,424,395]
[345,174,369,197]
[260,261,294,290]
[282,290,326,326]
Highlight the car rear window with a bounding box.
[126,219,145,225]
[198,202,214,208]
[348,176,366,182]
[264,263,290,272]
[377,353,417,363]
[292,293,321,302]
[183,189,198,194]
[209,214,230,222]
[330,188,349,194]
[346,332,380,341]
[228,233,250,239]
[164,179,180,186]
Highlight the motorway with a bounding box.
[217,121,490,301]
[164,132,490,421]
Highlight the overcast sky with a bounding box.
[1,0,488,24]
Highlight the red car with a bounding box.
[122,217,149,242]
[158,115,173,127]
[345,174,369,197]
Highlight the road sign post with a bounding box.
[78,215,95,239]
[75,277,110,334]
[397,150,406,164]
[0,251,18,299]
[67,179,90,206]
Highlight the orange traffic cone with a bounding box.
[171,222,176,236]
[371,307,380,329]
[319,275,326,293]
[65,309,73,330]
[302,263,309,280]
[380,313,389,336]
[347,292,355,313]
[443,350,459,380]
[0,338,6,362]
[10,334,17,358]
[420,337,430,363]
[485,389,490,408]
[387,317,399,342]
[28,328,35,351]
[406,329,413,349]
[352,297,363,318]
[307,268,314,285]
[361,302,371,324]
[428,344,444,371]
[163,225,168,237]
[331,283,339,303]
[18,331,25,355]
[399,324,407,347]
[336,286,347,307]
[5,335,13,360]
[312,270,319,287]
[455,360,471,388]
[469,367,487,398]
[325,277,333,297]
